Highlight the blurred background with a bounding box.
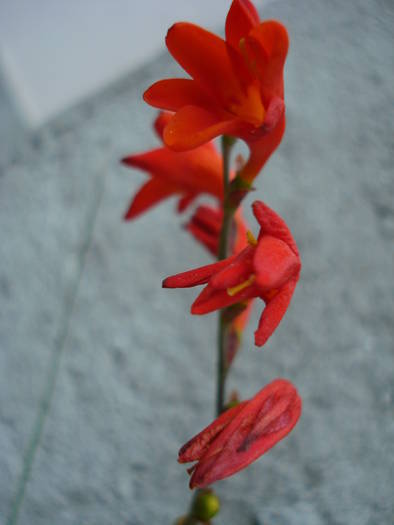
[0,0,393,524]
[0,0,247,130]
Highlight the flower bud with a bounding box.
[179,379,301,488]
[191,489,220,521]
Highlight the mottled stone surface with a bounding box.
[0,0,393,524]
[0,69,26,163]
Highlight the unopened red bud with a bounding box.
[191,489,220,521]
[179,379,302,488]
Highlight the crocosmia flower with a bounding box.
[144,0,288,182]
[179,378,302,488]
[122,112,224,219]
[163,201,301,347]
[186,204,253,366]
[186,205,248,257]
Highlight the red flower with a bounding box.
[122,112,224,219]
[144,0,288,182]
[179,378,302,488]
[186,205,248,257]
[163,201,301,347]
[186,204,254,366]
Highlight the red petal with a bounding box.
[226,43,257,97]
[239,112,286,182]
[162,256,237,289]
[122,145,222,198]
[225,0,260,50]
[177,193,196,213]
[165,22,244,108]
[191,281,258,314]
[244,20,289,101]
[262,96,285,133]
[255,279,297,346]
[144,78,213,112]
[185,205,223,255]
[210,245,255,289]
[186,222,218,256]
[191,205,222,236]
[124,177,177,220]
[252,200,299,256]
[178,401,247,463]
[163,106,239,151]
[253,236,300,290]
[190,378,301,488]
[175,141,223,197]
[122,148,172,176]
[153,111,173,140]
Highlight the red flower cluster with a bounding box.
[122,0,303,492]
[179,379,301,488]
[144,0,288,182]
[164,201,301,347]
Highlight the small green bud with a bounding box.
[225,390,241,410]
[229,175,254,193]
[191,489,220,521]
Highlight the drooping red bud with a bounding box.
[179,378,301,488]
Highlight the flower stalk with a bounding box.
[122,0,304,520]
[217,135,236,415]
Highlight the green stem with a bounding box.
[180,136,236,524]
[216,136,236,416]
[217,136,232,261]
[216,309,227,416]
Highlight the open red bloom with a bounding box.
[186,204,253,366]
[186,204,248,257]
[121,112,224,219]
[163,201,301,347]
[144,0,288,182]
[179,378,301,488]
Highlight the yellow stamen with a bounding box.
[246,230,258,246]
[227,275,255,297]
